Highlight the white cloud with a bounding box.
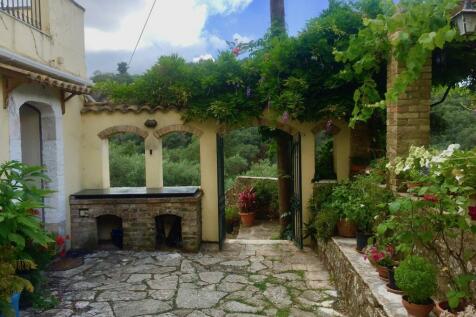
[199,0,253,15]
[193,54,215,62]
[233,33,252,44]
[83,0,253,52]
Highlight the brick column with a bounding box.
[386,58,432,189]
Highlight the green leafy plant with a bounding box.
[0,161,54,315]
[380,146,476,305]
[225,207,240,225]
[395,256,437,305]
[307,208,339,242]
[335,0,474,125]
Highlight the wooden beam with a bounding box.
[60,90,78,115]
[2,76,23,109]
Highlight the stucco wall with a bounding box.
[0,77,9,162]
[0,0,86,77]
[80,111,317,243]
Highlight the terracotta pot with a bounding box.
[351,164,367,174]
[376,265,389,281]
[239,212,256,226]
[402,296,434,317]
[336,219,357,238]
[434,300,468,317]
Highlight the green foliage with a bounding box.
[336,0,476,126]
[382,146,476,304]
[162,133,200,186]
[0,161,53,252]
[395,256,437,304]
[225,206,239,224]
[314,132,336,181]
[0,161,54,315]
[431,87,476,150]
[254,180,279,214]
[109,134,146,187]
[308,208,339,242]
[244,159,278,178]
[93,1,386,125]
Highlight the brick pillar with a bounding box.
[386,58,432,189]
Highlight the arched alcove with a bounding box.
[97,215,123,250]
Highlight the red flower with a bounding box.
[469,206,476,220]
[232,47,241,56]
[55,235,65,246]
[423,194,438,203]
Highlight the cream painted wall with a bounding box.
[62,96,84,239]
[0,77,9,163]
[333,120,351,181]
[80,111,319,243]
[0,0,86,77]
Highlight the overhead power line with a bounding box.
[128,0,158,67]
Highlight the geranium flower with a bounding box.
[423,194,438,203]
[55,235,65,246]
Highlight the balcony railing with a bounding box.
[0,0,42,30]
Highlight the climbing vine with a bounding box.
[94,0,475,127]
[335,0,473,126]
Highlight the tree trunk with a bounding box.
[270,0,286,34]
[270,0,291,236]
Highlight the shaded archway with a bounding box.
[156,215,182,250]
[97,215,123,250]
[9,83,65,234]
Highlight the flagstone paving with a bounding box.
[24,240,346,317]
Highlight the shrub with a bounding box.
[395,256,437,305]
[0,161,54,315]
[225,207,239,225]
[254,180,279,215]
[311,208,338,242]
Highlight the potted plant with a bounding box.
[0,247,34,317]
[395,256,437,317]
[350,157,370,175]
[225,207,240,234]
[364,245,395,281]
[328,183,357,238]
[237,187,257,226]
[434,274,475,316]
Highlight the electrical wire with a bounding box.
[128,0,158,67]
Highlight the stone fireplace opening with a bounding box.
[97,215,123,250]
[156,215,182,250]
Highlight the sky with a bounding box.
[76,0,329,77]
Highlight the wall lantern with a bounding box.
[452,0,476,36]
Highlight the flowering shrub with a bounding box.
[364,245,395,267]
[382,146,476,307]
[237,188,257,213]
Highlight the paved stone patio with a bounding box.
[25,240,345,317]
[236,220,281,240]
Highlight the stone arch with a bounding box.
[154,124,203,139]
[98,125,149,140]
[312,119,351,181]
[7,83,66,234]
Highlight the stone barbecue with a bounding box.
[70,187,202,252]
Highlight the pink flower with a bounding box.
[55,235,65,246]
[281,111,289,124]
[423,194,438,203]
[232,47,241,56]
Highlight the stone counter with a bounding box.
[315,237,407,317]
[70,189,202,252]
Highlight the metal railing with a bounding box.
[0,0,42,30]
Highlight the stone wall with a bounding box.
[315,237,407,317]
[70,193,202,252]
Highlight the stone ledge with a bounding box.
[316,237,406,317]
